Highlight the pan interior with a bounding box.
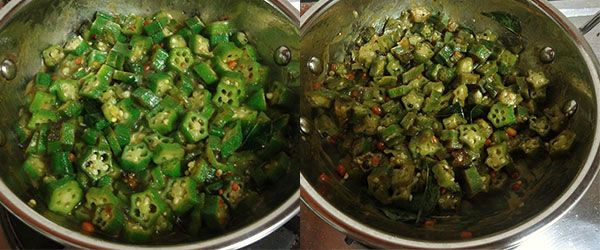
[0,0,299,246]
[300,0,597,242]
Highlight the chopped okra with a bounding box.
[306,7,577,224]
[14,10,295,243]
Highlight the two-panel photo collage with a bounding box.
[0,0,597,249]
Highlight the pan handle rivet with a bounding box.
[300,116,311,135]
[274,45,291,66]
[563,99,577,117]
[307,56,323,75]
[1,58,16,80]
[540,47,555,64]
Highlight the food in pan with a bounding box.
[307,7,575,224]
[14,10,294,242]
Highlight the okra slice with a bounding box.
[487,103,515,128]
[164,177,199,216]
[469,44,492,62]
[211,56,233,76]
[150,47,169,71]
[549,130,576,155]
[234,59,263,85]
[132,87,162,109]
[57,101,83,119]
[123,221,152,243]
[213,42,243,63]
[23,155,48,182]
[485,142,510,171]
[526,70,549,90]
[176,73,195,97]
[201,195,229,231]
[222,180,245,209]
[50,79,80,102]
[213,83,240,107]
[148,107,178,134]
[269,81,296,108]
[64,35,90,56]
[129,188,167,227]
[42,45,65,67]
[458,124,486,150]
[121,143,153,172]
[114,124,131,147]
[408,128,440,158]
[194,61,219,85]
[149,167,167,189]
[263,152,291,183]
[432,160,460,192]
[77,147,113,181]
[528,116,550,137]
[186,194,206,236]
[520,136,543,155]
[188,88,212,110]
[401,90,425,111]
[93,205,125,235]
[102,98,141,126]
[185,159,215,184]
[85,187,119,208]
[121,14,144,35]
[148,73,174,97]
[221,121,243,158]
[160,158,182,177]
[178,111,208,143]
[152,143,185,165]
[51,152,74,178]
[247,88,267,111]
[29,92,56,112]
[168,47,194,73]
[46,177,82,214]
[27,110,58,130]
[190,34,212,58]
[461,167,485,198]
[185,16,205,34]
[80,75,109,100]
[87,51,108,72]
[144,132,173,151]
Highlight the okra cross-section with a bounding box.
[93,205,125,235]
[148,108,178,135]
[77,147,113,181]
[201,195,229,231]
[80,75,109,100]
[180,111,209,143]
[164,177,199,216]
[129,188,167,227]
[121,143,153,172]
[46,177,83,214]
[152,143,185,165]
[168,47,194,73]
[487,103,515,128]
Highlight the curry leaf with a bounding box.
[469,104,489,123]
[436,102,465,119]
[482,11,522,35]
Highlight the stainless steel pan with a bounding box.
[0,0,299,249]
[300,0,600,248]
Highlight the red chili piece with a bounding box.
[319,173,329,182]
[336,164,347,177]
[371,105,382,115]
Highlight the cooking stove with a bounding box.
[299,0,600,249]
